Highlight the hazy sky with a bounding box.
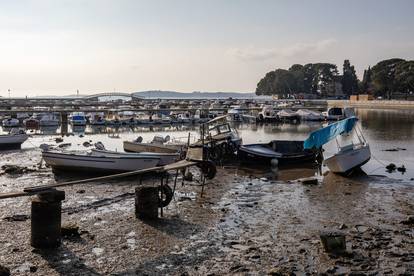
[1,0,413,96]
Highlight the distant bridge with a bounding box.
[83,92,143,100]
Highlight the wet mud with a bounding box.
[0,148,413,275]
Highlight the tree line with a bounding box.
[256,58,414,99]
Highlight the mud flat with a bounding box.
[0,158,413,275]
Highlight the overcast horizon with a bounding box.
[1,0,413,97]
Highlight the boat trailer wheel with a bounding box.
[158,184,173,207]
[197,160,217,180]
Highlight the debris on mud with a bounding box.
[61,222,81,238]
[58,143,71,148]
[1,165,36,175]
[3,214,30,222]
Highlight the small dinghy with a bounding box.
[277,109,299,122]
[304,116,370,175]
[42,150,160,174]
[238,140,317,166]
[0,129,28,150]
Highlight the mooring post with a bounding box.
[31,189,65,248]
[135,186,158,220]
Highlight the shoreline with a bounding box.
[327,100,414,109]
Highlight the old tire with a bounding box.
[158,184,173,207]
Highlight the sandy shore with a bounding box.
[0,153,413,275]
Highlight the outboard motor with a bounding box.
[135,136,143,143]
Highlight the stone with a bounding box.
[3,214,30,222]
[0,265,10,276]
[300,177,318,185]
[320,230,346,255]
[400,215,414,225]
[61,223,80,238]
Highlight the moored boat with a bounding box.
[123,136,186,154]
[2,118,20,127]
[91,148,180,166]
[0,129,28,150]
[238,140,317,166]
[42,150,160,174]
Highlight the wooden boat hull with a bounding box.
[42,151,160,174]
[123,141,184,154]
[324,144,371,174]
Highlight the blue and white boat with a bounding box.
[304,116,370,174]
[70,112,87,126]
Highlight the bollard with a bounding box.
[31,189,65,248]
[320,230,346,255]
[135,187,158,220]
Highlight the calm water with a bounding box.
[5,108,414,181]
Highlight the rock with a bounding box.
[300,177,318,185]
[76,189,86,194]
[3,214,30,222]
[61,223,80,238]
[397,165,406,173]
[400,216,414,225]
[79,134,84,138]
[29,266,37,273]
[82,141,91,147]
[385,163,396,172]
[1,165,34,175]
[55,137,64,143]
[339,223,348,230]
[183,172,193,181]
[0,265,10,276]
[320,230,346,255]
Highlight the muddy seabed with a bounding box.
[0,149,413,275]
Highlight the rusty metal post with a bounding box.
[135,186,158,220]
[31,189,65,248]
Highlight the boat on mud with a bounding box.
[42,150,161,174]
[295,109,325,121]
[238,140,318,166]
[91,148,180,166]
[0,129,29,150]
[124,135,187,154]
[304,116,370,175]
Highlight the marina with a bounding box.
[0,106,413,274]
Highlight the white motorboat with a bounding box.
[277,109,299,121]
[39,113,60,126]
[324,143,371,174]
[42,150,160,174]
[70,112,87,126]
[91,148,180,166]
[296,109,325,121]
[323,107,355,121]
[0,129,28,150]
[88,112,106,125]
[304,116,370,175]
[258,105,277,121]
[124,135,187,154]
[2,118,20,127]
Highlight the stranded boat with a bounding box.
[0,129,28,150]
[42,150,161,174]
[124,135,187,154]
[304,116,370,174]
[91,148,180,166]
[238,140,317,166]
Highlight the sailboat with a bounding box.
[303,117,371,175]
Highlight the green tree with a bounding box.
[371,58,405,99]
[341,59,359,95]
[361,66,372,93]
